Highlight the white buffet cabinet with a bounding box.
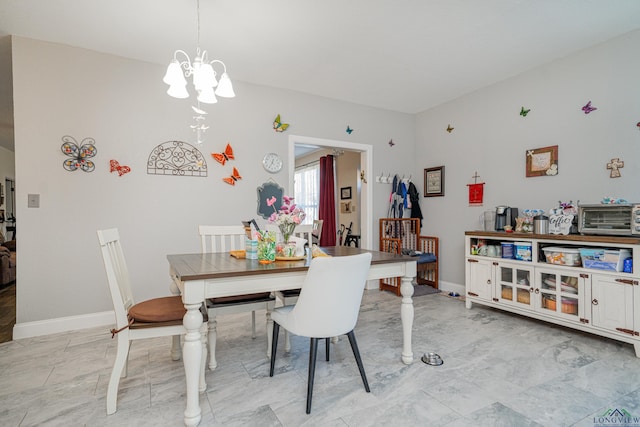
[465,231,640,357]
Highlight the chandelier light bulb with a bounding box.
[197,87,218,104]
[215,72,235,98]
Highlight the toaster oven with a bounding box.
[578,203,640,236]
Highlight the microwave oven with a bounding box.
[578,203,640,236]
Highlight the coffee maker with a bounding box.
[495,206,518,231]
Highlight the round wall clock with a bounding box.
[262,153,283,173]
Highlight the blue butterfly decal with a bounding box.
[346,126,354,134]
[61,135,97,172]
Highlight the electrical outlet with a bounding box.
[28,194,40,208]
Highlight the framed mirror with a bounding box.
[257,180,284,219]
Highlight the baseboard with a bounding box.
[13,311,115,340]
[436,280,464,295]
[365,278,465,295]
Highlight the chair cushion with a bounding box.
[2,240,15,251]
[128,296,186,323]
[280,289,301,297]
[208,292,274,307]
[416,253,437,264]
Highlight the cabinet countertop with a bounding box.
[465,230,640,245]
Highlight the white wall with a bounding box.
[11,37,416,333]
[336,152,360,234]
[416,29,640,289]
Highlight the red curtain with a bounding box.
[319,155,336,246]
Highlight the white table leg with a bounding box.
[400,274,414,364]
[182,302,203,427]
[169,278,183,361]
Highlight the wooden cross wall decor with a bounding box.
[607,158,624,178]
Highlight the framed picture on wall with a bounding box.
[340,186,352,200]
[424,166,445,197]
[526,145,558,177]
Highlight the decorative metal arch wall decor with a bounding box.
[147,141,207,176]
[256,180,284,219]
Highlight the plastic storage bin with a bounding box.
[514,242,532,261]
[542,247,581,266]
[579,248,631,272]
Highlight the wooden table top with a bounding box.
[168,246,415,281]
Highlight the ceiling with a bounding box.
[1,0,640,152]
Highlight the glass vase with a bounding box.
[278,223,297,244]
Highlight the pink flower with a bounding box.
[266,196,276,207]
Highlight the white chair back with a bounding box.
[312,220,323,244]
[285,253,372,337]
[97,228,134,331]
[293,224,313,246]
[199,225,246,253]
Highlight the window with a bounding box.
[294,162,319,225]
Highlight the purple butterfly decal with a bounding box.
[582,101,597,114]
[388,139,395,147]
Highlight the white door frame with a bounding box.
[288,135,373,250]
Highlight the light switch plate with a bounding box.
[28,193,40,208]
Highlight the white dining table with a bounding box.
[167,246,417,426]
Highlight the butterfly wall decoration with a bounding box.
[388,139,395,147]
[582,101,597,114]
[273,114,289,132]
[212,143,234,165]
[446,124,454,133]
[223,167,242,185]
[520,107,530,117]
[109,160,131,177]
[346,126,354,134]
[61,135,97,172]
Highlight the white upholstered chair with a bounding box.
[97,228,207,415]
[199,225,276,370]
[269,253,372,414]
[274,223,313,351]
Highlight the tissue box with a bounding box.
[579,248,631,272]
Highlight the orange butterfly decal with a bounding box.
[109,159,131,176]
[223,167,242,185]
[212,143,234,165]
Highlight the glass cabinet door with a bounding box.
[537,268,581,321]
[497,263,533,309]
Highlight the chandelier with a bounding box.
[162,0,234,142]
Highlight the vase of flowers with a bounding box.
[267,195,306,255]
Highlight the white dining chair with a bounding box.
[97,228,207,415]
[199,225,276,370]
[312,219,323,246]
[269,253,372,414]
[273,223,313,351]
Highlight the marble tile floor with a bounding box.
[2,290,640,426]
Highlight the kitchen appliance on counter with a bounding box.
[495,206,518,232]
[578,203,640,236]
[533,214,549,234]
